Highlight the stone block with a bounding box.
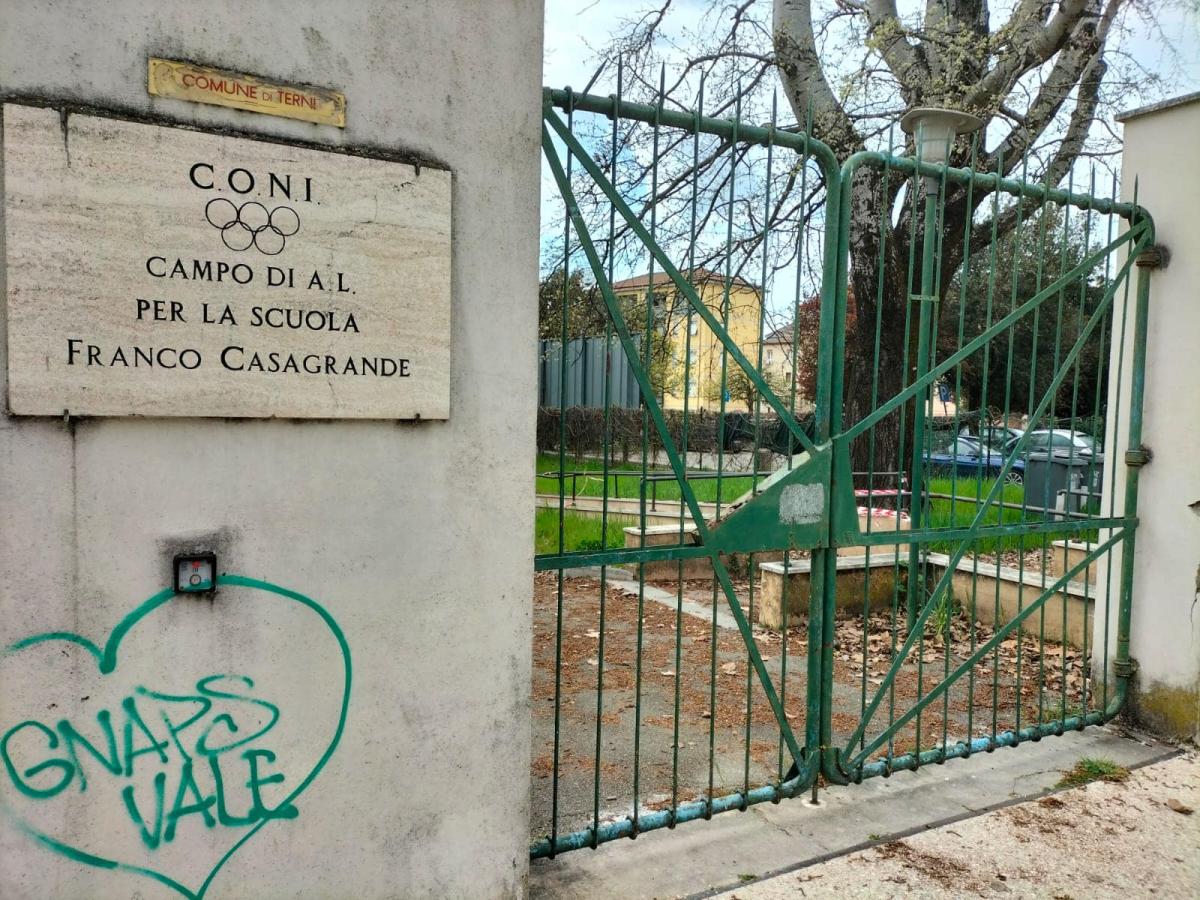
[839,509,910,556]
[1049,539,1101,583]
[757,554,900,630]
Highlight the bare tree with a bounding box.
[560,0,1167,469]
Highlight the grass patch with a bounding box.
[534,508,639,556]
[1057,757,1130,789]
[923,475,1101,555]
[536,453,758,504]
[925,476,1028,555]
[924,591,963,641]
[1040,703,1084,725]
[536,467,1100,556]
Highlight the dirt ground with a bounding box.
[716,752,1200,899]
[532,570,1093,843]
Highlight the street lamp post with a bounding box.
[899,107,983,630]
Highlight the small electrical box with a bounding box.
[174,553,216,594]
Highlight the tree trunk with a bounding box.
[836,170,980,487]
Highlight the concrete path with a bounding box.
[563,566,741,630]
[606,574,741,632]
[527,726,1179,900]
[713,750,1198,900]
[535,493,717,525]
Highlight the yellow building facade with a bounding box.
[612,268,763,412]
[762,325,813,413]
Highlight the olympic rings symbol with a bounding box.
[204,198,300,255]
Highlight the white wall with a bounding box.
[0,2,542,897]
[1098,96,1200,741]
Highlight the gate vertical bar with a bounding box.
[904,141,944,629]
[814,112,848,791]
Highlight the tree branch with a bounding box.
[966,0,1092,113]
[773,0,861,152]
[863,0,929,100]
[983,0,1121,175]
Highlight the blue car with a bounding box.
[924,435,1026,484]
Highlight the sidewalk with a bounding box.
[714,752,1198,899]
[529,727,1177,899]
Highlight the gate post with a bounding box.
[1097,94,1200,742]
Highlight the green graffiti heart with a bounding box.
[0,574,352,899]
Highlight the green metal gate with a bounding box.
[533,81,1153,859]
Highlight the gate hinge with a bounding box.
[1136,244,1169,270]
[1113,657,1139,678]
[1125,446,1152,467]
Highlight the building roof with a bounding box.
[763,324,797,344]
[1116,91,1200,123]
[611,267,758,292]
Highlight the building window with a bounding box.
[766,348,775,365]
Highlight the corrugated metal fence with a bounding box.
[538,335,641,409]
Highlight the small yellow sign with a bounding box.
[147,58,345,128]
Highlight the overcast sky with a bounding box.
[544,1,1200,123]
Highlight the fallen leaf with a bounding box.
[1166,798,1193,815]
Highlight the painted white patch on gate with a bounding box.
[779,483,824,524]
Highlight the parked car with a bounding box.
[955,424,1024,451]
[1003,429,1099,460]
[924,428,1097,486]
[924,435,1026,484]
[981,424,1024,450]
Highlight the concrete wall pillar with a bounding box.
[0,2,542,897]
[1099,94,1200,741]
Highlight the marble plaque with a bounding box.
[3,103,451,419]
